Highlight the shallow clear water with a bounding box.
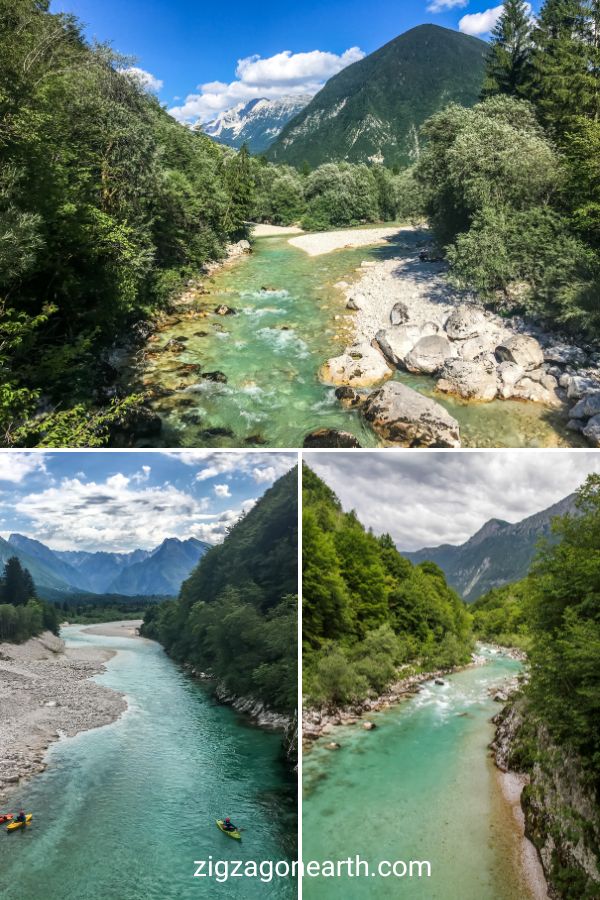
[0,627,296,900]
[303,651,530,900]
[133,232,580,449]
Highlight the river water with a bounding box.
[132,232,580,449]
[302,650,533,900]
[0,626,296,900]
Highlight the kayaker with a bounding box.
[222,817,237,832]
[16,810,26,824]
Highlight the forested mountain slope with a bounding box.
[267,25,487,168]
[142,468,298,715]
[302,464,472,706]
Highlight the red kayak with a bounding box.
[0,815,13,825]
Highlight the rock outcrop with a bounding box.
[362,382,461,447]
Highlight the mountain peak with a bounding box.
[202,94,312,153]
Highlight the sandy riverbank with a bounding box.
[251,223,304,237]
[497,769,550,900]
[289,225,409,256]
[0,630,126,804]
[83,619,143,638]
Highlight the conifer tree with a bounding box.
[1,557,37,606]
[482,0,534,98]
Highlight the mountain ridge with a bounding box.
[267,24,488,168]
[403,493,577,601]
[201,95,311,153]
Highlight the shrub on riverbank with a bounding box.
[302,465,473,707]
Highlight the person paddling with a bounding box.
[222,817,237,832]
[16,810,26,824]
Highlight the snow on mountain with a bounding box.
[201,95,311,153]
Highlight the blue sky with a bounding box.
[49,1,537,125]
[0,451,295,552]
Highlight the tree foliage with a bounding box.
[142,468,298,714]
[302,465,473,707]
[0,556,58,641]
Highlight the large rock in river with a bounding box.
[405,334,454,375]
[436,358,498,402]
[495,335,543,371]
[362,382,461,447]
[320,342,392,387]
[303,429,361,448]
[375,325,422,367]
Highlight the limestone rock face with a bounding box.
[436,358,498,402]
[362,382,461,447]
[495,335,544,371]
[405,334,454,375]
[320,342,392,387]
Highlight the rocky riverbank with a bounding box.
[491,697,600,898]
[0,631,126,804]
[321,232,600,447]
[302,663,472,750]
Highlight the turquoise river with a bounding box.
[0,626,296,900]
[302,650,540,900]
[132,231,581,449]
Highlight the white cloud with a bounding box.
[459,4,503,35]
[14,473,252,551]
[121,66,164,93]
[214,483,231,498]
[0,452,47,483]
[428,0,468,12]
[169,46,365,125]
[161,451,294,484]
[305,451,600,552]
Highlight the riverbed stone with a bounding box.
[320,342,393,387]
[375,325,422,367]
[582,414,600,446]
[569,392,600,419]
[303,428,362,448]
[566,375,600,400]
[458,335,497,361]
[445,305,488,341]
[497,361,525,388]
[495,335,544,371]
[436,358,498,402]
[390,301,410,326]
[511,377,563,407]
[543,344,587,367]
[334,386,363,408]
[362,382,461,447]
[405,334,454,375]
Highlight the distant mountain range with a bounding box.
[201,95,311,153]
[403,494,577,602]
[266,24,488,168]
[2,534,210,600]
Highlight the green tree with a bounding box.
[1,557,37,606]
[482,0,534,98]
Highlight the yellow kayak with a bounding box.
[216,819,241,840]
[7,814,32,832]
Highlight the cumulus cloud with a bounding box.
[427,0,468,12]
[459,4,504,34]
[304,451,600,552]
[0,452,47,483]
[14,473,252,551]
[162,451,295,484]
[214,483,231,498]
[121,66,164,93]
[169,47,365,125]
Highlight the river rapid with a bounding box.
[302,650,539,900]
[0,626,296,900]
[128,231,580,449]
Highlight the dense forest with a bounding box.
[415,0,600,336]
[0,556,58,641]
[142,468,298,715]
[302,465,472,706]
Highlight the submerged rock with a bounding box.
[303,429,362,448]
[334,386,363,408]
[362,382,461,447]
[215,304,236,316]
[201,371,228,383]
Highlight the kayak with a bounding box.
[216,819,241,840]
[7,814,32,832]
[0,815,13,825]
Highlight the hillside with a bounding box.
[267,25,487,168]
[201,95,311,153]
[404,494,576,601]
[142,468,298,715]
[302,464,472,706]
[6,534,209,598]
